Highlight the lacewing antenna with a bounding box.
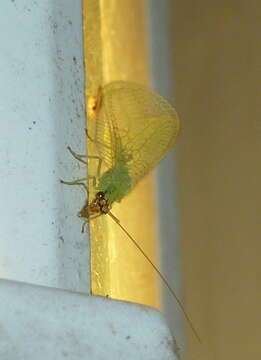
[108,211,202,344]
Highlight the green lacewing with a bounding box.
[61,81,201,343]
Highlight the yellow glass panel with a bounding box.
[83,0,159,309]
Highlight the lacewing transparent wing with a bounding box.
[93,81,180,194]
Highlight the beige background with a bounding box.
[172,1,260,359]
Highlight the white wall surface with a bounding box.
[0,0,90,293]
[0,279,177,360]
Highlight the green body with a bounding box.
[98,161,132,204]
